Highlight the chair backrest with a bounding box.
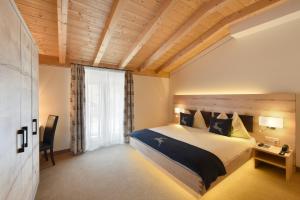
[43,115,59,146]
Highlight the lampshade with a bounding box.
[259,116,283,129]
[174,107,183,114]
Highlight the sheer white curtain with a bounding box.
[85,67,125,151]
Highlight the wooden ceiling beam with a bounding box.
[139,0,228,72]
[93,0,127,66]
[133,70,169,78]
[57,0,69,64]
[39,54,69,67]
[156,0,282,73]
[119,0,176,69]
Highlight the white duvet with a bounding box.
[150,124,256,166]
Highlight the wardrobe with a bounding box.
[0,0,39,199]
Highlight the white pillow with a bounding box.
[193,111,206,129]
[217,112,228,119]
[231,112,251,139]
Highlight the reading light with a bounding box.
[259,116,283,129]
[174,107,183,114]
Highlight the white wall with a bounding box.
[170,19,300,166]
[171,19,300,95]
[134,75,170,130]
[39,65,70,151]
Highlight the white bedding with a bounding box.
[150,124,256,167]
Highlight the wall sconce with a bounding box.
[174,107,183,124]
[259,116,283,129]
[174,107,183,114]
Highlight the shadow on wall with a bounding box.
[39,65,71,151]
[133,75,171,130]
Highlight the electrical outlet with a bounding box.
[265,136,280,146]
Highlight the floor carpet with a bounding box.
[36,144,300,200]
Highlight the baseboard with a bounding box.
[54,149,70,155]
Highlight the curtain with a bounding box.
[85,67,125,150]
[124,71,134,143]
[70,64,86,155]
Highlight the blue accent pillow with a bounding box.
[209,117,233,136]
[180,112,194,127]
[213,112,253,132]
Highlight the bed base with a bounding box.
[129,137,253,198]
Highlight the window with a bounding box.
[85,67,125,150]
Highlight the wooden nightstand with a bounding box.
[254,144,295,181]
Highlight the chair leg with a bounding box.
[44,150,48,161]
[50,148,55,166]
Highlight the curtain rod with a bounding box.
[70,62,133,72]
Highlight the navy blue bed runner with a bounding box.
[130,129,226,189]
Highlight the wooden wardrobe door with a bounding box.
[0,67,23,200]
[0,0,22,199]
[20,24,33,200]
[31,44,40,196]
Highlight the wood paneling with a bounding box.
[174,93,296,148]
[15,0,58,57]
[127,0,204,70]
[157,0,282,73]
[140,0,228,72]
[15,0,285,76]
[119,0,176,68]
[101,0,165,66]
[68,0,113,65]
[93,0,128,66]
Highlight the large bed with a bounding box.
[130,124,255,198]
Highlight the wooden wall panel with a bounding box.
[174,94,296,148]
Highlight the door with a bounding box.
[20,24,33,200]
[31,43,40,196]
[0,0,23,199]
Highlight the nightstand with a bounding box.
[254,144,295,181]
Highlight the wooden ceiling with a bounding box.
[15,0,284,77]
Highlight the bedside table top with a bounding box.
[255,144,293,157]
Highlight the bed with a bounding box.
[129,124,255,198]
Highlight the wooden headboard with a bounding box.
[174,93,296,148]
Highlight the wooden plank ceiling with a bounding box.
[15,0,283,77]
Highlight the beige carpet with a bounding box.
[36,145,300,200]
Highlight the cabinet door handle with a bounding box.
[22,126,28,147]
[32,119,37,135]
[17,129,25,153]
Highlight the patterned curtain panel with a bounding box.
[124,71,134,142]
[70,64,86,155]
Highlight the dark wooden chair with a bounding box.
[40,115,59,165]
